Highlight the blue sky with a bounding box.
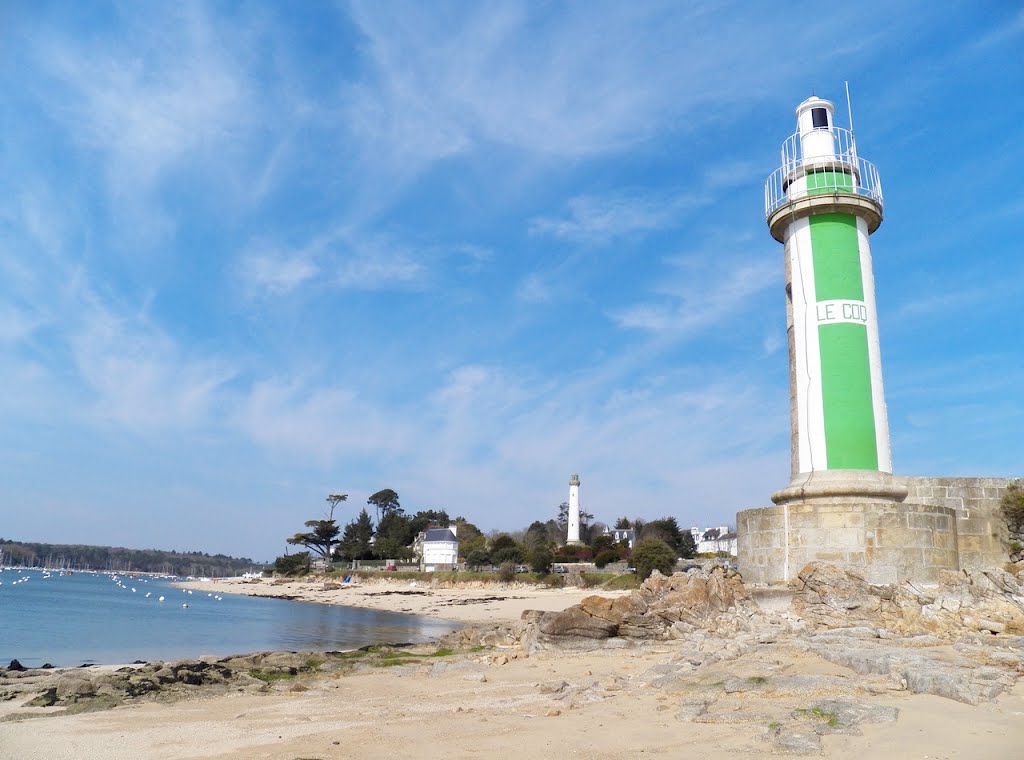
[1,2,1021,562]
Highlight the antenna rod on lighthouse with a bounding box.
[845,80,854,133]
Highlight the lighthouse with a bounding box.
[764,96,905,504]
[736,93,989,584]
[566,473,582,545]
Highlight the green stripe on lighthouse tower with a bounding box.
[765,95,892,483]
[810,213,878,469]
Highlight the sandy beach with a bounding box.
[2,573,1022,759]
[178,574,631,624]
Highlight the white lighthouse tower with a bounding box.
[763,95,906,505]
[566,473,582,545]
[733,92,971,587]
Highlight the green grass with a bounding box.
[360,646,457,668]
[811,707,840,727]
[796,706,840,728]
[747,675,768,685]
[249,670,297,683]
[596,574,643,591]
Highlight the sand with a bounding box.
[176,574,631,624]
[1,576,1021,759]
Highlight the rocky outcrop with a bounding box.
[0,645,463,719]
[522,566,758,651]
[793,562,1024,637]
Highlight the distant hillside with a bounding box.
[0,539,263,577]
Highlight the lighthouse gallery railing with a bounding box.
[764,125,883,220]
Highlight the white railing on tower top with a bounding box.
[764,125,883,220]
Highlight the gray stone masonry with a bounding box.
[737,476,1016,585]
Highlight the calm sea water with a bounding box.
[0,569,459,667]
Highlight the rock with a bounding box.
[802,699,900,735]
[54,675,97,700]
[538,680,569,694]
[674,700,709,722]
[7,659,26,672]
[766,726,821,755]
[26,688,57,707]
[537,607,618,639]
[794,562,1024,638]
[545,708,561,717]
[977,619,1007,634]
[527,566,759,650]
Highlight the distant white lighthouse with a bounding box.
[566,473,582,545]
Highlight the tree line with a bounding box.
[277,490,699,579]
[0,539,259,577]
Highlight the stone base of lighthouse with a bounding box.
[737,474,1015,586]
[737,469,960,585]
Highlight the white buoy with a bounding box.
[182,603,188,608]
[158,595,165,602]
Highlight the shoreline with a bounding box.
[178,574,630,625]
[3,566,1021,759]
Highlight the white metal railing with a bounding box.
[764,125,883,219]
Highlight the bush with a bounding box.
[1001,481,1024,534]
[272,552,311,576]
[632,539,676,580]
[528,546,553,575]
[492,546,523,565]
[594,550,619,569]
[497,562,516,582]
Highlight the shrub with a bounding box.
[594,550,619,569]
[632,539,677,580]
[272,552,311,576]
[492,546,523,565]
[538,573,563,588]
[528,546,553,575]
[497,562,516,582]
[1001,481,1024,534]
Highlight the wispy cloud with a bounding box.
[239,246,320,297]
[237,227,489,299]
[69,293,237,433]
[31,4,253,242]
[515,273,554,304]
[530,191,701,244]
[611,256,776,334]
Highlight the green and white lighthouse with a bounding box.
[765,96,903,503]
[736,94,974,586]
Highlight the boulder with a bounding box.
[525,566,758,649]
[537,607,617,639]
[793,562,1024,638]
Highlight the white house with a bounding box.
[605,527,636,549]
[416,525,459,571]
[691,526,738,556]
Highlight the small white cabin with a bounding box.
[416,525,459,571]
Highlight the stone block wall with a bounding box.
[897,476,1012,571]
[737,501,959,585]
